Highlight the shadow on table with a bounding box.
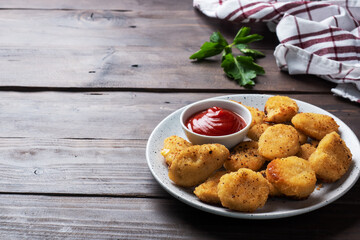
[161,197,360,240]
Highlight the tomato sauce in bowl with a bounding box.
[180,99,252,149]
[185,107,246,136]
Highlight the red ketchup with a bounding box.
[185,106,246,136]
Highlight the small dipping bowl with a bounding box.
[180,99,252,149]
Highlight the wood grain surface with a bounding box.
[0,194,359,240]
[0,0,194,11]
[0,92,357,139]
[0,0,359,239]
[0,8,335,91]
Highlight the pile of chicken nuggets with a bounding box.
[161,96,353,212]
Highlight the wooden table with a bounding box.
[0,0,359,239]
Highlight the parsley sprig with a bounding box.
[190,27,265,86]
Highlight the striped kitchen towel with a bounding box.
[194,0,360,103]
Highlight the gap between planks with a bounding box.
[0,86,333,95]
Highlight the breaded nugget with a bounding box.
[247,123,272,141]
[291,113,339,140]
[258,124,300,159]
[231,101,265,127]
[247,106,265,127]
[266,156,316,199]
[218,168,269,212]
[264,96,299,123]
[244,105,265,128]
[297,129,308,145]
[224,141,266,171]
[296,143,316,160]
[161,136,192,166]
[309,132,352,182]
[168,144,229,187]
[260,170,283,197]
[193,170,228,204]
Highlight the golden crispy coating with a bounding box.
[193,170,228,204]
[297,129,308,145]
[291,113,339,140]
[161,136,193,166]
[247,123,272,141]
[168,144,229,187]
[266,156,316,199]
[296,143,316,160]
[245,105,265,127]
[258,124,300,160]
[231,101,265,127]
[260,170,283,197]
[308,132,352,182]
[224,141,266,171]
[264,96,299,123]
[218,169,269,212]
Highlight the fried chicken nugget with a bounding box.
[291,113,339,140]
[266,156,316,199]
[296,143,316,160]
[193,170,228,204]
[231,101,265,127]
[224,141,266,171]
[232,101,273,142]
[168,144,229,187]
[297,129,308,145]
[247,123,272,141]
[260,170,283,197]
[264,96,299,123]
[218,168,269,212]
[308,132,352,182]
[161,136,193,166]
[258,124,300,160]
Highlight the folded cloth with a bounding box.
[194,0,360,103]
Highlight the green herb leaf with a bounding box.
[234,34,263,44]
[222,46,232,61]
[237,47,265,58]
[221,53,239,79]
[236,55,265,75]
[233,27,251,42]
[233,27,264,45]
[221,53,258,86]
[190,27,265,86]
[189,41,225,60]
[210,31,228,47]
[234,43,248,50]
[190,31,229,60]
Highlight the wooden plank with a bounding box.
[0,194,359,239]
[0,91,172,139]
[0,10,275,49]
[0,92,357,140]
[0,138,166,196]
[0,1,276,51]
[0,46,335,91]
[0,9,335,91]
[0,0,194,11]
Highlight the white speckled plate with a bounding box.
[146,94,360,219]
